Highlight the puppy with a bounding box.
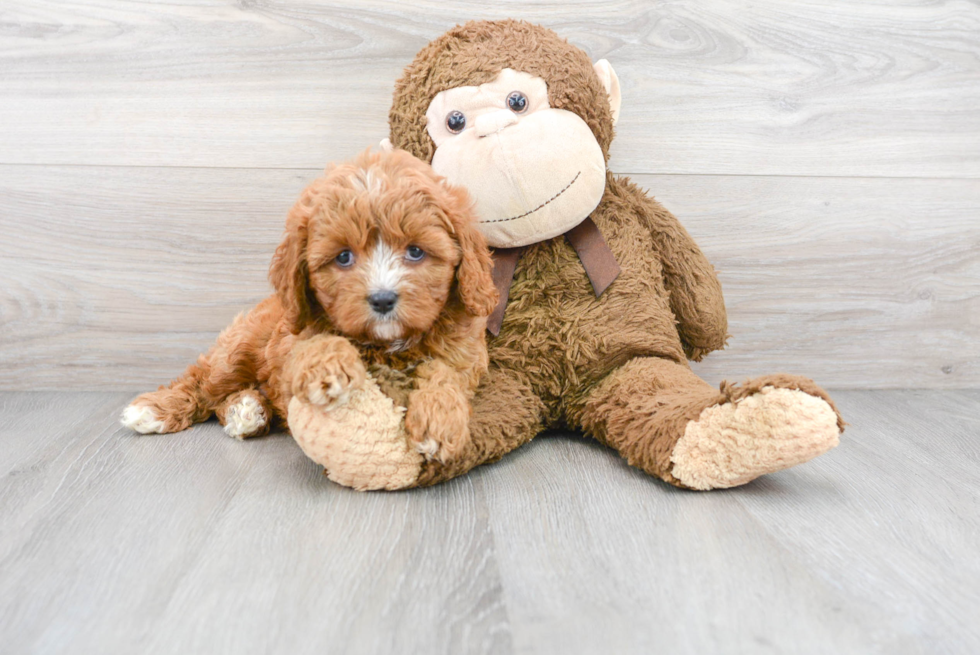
[121,149,498,462]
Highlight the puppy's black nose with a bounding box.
[368,290,398,315]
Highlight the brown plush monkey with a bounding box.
[382,19,844,490]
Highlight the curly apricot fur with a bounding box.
[123,149,495,460]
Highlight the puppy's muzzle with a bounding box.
[368,290,398,315]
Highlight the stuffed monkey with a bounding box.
[378,19,844,490]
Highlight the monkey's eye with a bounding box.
[335,250,354,267]
[445,110,466,134]
[405,245,425,262]
[507,91,528,114]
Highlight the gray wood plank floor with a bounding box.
[1,390,977,654]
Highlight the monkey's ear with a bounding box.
[269,198,317,333]
[593,59,621,126]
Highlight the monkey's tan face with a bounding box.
[425,69,608,249]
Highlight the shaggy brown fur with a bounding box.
[389,20,844,488]
[124,149,497,460]
[390,20,615,165]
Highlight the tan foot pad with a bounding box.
[288,377,422,491]
[671,386,840,490]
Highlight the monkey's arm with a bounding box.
[619,177,729,361]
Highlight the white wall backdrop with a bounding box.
[1,0,978,389]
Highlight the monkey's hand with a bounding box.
[405,385,471,464]
[286,335,366,409]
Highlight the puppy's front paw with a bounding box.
[289,336,367,409]
[405,387,471,463]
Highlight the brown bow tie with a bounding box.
[486,217,621,336]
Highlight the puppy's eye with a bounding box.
[334,250,354,267]
[405,245,425,262]
[446,110,466,134]
[507,91,528,114]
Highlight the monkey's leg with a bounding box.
[575,358,843,490]
[415,367,545,487]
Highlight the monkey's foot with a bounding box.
[670,386,840,490]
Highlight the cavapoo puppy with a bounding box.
[121,149,498,462]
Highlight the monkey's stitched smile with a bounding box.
[481,171,581,224]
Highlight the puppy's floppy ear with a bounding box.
[445,186,498,318]
[269,192,319,333]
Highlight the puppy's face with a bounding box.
[270,150,497,344]
[306,194,460,344]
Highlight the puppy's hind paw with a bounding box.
[222,395,269,440]
[120,404,166,435]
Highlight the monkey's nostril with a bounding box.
[368,290,398,315]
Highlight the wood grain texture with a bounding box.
[0,392,510,655]
[1,165,977,390]
[480,389,980,654]
[0,0,978,177]
[659,174,980,389]
[0,390,977,653]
